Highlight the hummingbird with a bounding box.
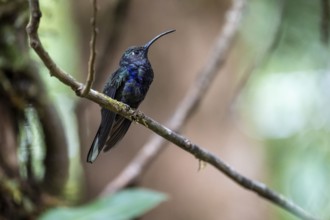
[87,29,175,163]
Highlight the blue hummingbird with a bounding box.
[87,30,175,163]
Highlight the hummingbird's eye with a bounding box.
[131,50,140,56]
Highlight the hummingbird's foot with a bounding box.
[141,118,148,128]
[131,110,148,127]
[130,110,138,122]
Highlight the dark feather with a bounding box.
[87,109,116,163]
[87,69,127,163]
[104,117,132,152]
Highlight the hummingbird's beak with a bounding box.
[144,29,176,51]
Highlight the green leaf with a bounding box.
[39,188,167,220]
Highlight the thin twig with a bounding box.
[101,0,246,195]
[81,0,98,96]
[26,0,318,219]
[95,0,131,85]
[230,0,285,105]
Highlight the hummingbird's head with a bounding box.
[120,29,175,66]
[120,46,148,66]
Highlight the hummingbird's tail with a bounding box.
[87,128,102,163]
[87,109,116,163]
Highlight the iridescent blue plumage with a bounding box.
[87,30,175,163]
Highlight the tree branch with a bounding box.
[26,0,318,219]
[81,0,98,96]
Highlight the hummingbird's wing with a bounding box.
[103,65,144,152]
[103,117,132,152]
[87,68,128,163]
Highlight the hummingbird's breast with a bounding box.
[121,64,153,106]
